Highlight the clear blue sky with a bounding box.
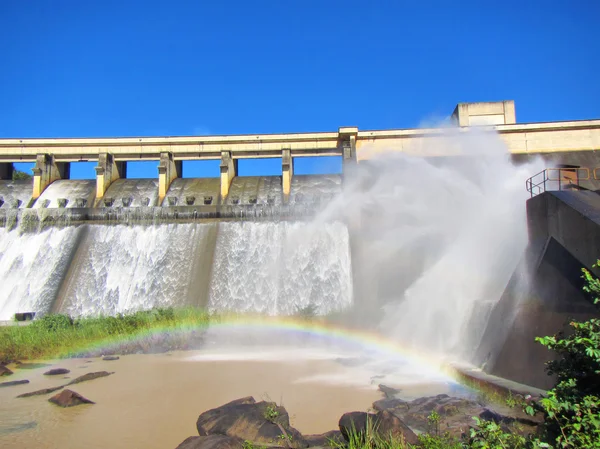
[2,0,599,179]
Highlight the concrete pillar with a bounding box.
[220,151,237,200]
[282,148,293,202]
[503,100,517,124]
[0,163,14,180]
[95,153,126,200]
[32,154,69,199]
[339,127,358,176]
[158,152,182,205]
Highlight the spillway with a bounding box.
[0,226,83,320]
[0,175,352,320]
[208,221,353,315]
[54,223,218,316]
[0,180,32,209]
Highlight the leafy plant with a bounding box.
[533,263,600,448]
[12,169,32,181]
[264,404,280,423]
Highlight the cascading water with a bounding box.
[208,221,353,315]
[0,226,83,320]
[56,223,217,316]
[316,128,544,361]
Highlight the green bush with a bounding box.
[533,264,600,448]
[31,314,74,332]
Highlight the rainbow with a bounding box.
[63,314,457,381]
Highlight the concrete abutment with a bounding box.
[219,151,238,200]
[95,153,126,205]
[158,152,182,205]
[32,154,70,199]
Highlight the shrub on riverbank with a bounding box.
[0,307,211,362]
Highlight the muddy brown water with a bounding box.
[0,350,457,449]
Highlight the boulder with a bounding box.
[378,384,400,399]
[17,386,64,398]
[338,412,377,441]
[44,368,70,376]
[376,410,419,446]
[373,394,541,439]
[15,362,51,370]
[196,397,308,448]
[66,371,113,385]
[0,380,29,388]
[175,435,243,449]
[102,356,120,361]
[338,411,418,446]
[304,430,344,447]
[48,389,94,407]
[0,365,13,376]
[1,421,37,435]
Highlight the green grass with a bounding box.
[0,307,212,362]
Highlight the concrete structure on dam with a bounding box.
[1,100,600,391]
[0,100,599,211]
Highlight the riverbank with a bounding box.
[0,308,211,362]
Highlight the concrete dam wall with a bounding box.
[477,191,600,389]
[0,175,353,321]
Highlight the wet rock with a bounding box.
[44,368,70,376]
[305,430,344,447]
[338,411,418,445]
[17,386,64,398]
[102,355,120,361]
[0,365,13,376]
[196,397,308,448]
[0,421,37,435]
[175,435,243,449]
[378,384,400,399]
[15,362,51,370]
[67,371,113,385]
[376,410,419,446]
[49,389,95,407]
[373,394,541,439]
[0,380,29,388]
[338,412,377,441]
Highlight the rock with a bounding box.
[44,368,70,376]
[67,371,113,385]
[304,430,344,447]
[0,421,37,435]
[48,389,94,407]
[175,435,243,449]
[17,386,64,398]
[376,410,419,446]
[338,412,377,441]
[338,411,418,446]
[102,356,120,361]
[372,394,541,439]
[14,363,51,370]
[196,397,308,448]
[0,380,29,388]
[378,384,400,399]
[0,365,13,376]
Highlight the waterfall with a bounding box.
[56,223,217,317]
[0,226,82,320]
[208,221,353,315]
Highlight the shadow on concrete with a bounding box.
[476,191,600,389]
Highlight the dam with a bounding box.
[1,100,600,389]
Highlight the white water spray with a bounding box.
[317,127,543,361]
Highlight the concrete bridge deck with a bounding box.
[0,101,598,205]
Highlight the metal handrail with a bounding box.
[526,167,590,198]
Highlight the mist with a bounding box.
[315,127,544,363]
